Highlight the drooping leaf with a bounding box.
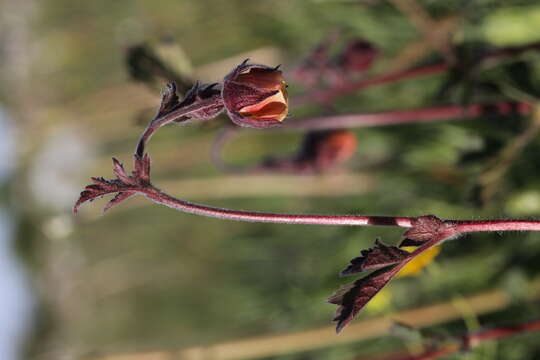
[329,216,457,332]
[340,239,410,276]
[328,267,397,333]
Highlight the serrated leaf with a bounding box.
[156,82,181,118]
[112,158,131,184]
[103,191,136,212]
[74,155,153,214]
[329,267,396,333]
[340,239,410,276]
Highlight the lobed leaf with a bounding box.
[340,239,410,276]
[329,267,397,333]
[74,156,153,214]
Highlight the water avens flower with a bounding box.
[222,60,288,128]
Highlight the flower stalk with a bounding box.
[75,155,540,233]
[75,59,540,334]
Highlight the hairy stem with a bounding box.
[141,185,414,227]
[99,180,540,234]
[452,220,540,233]
[135,96,224,157]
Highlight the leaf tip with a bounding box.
[335,321,347,334]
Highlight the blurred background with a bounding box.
[3,0,540,359]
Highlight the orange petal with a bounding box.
[240,101,287,121]
[239,90,288,122]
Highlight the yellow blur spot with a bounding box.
[365,288,392,314]
[483,6,540,45]
[397,246,441,278]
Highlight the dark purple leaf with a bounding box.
[156,82,181,118]
[340,239,410,276]
[103,191,135,212]
[401,215,455,247]
[74,155,153,214]
[328,266,397,333]
[112,157,131,184]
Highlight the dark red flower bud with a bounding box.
[222,60,288,128]
[340,39,378,74]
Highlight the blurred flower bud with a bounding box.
[222,60,288,128]
[339,39,378,74]
[299,130,358,171]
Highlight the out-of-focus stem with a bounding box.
[210,126,251,173]
[283,101,532,130]
[293,42,540,106]
[293,62,447,106]
[211,101,531,173]
[476,105,540,205]
[380,319,540,360]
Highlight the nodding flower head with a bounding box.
[222,60,288,128]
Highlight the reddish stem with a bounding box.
[141,186,414,227]
[379,319,540,360]
[98,181,540,234]
[294,42,540,106]
[293,62,447,106]
[452,219,540,233]
[135,95,223,157]
[284,101,532,130]
[467,319,540,345]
